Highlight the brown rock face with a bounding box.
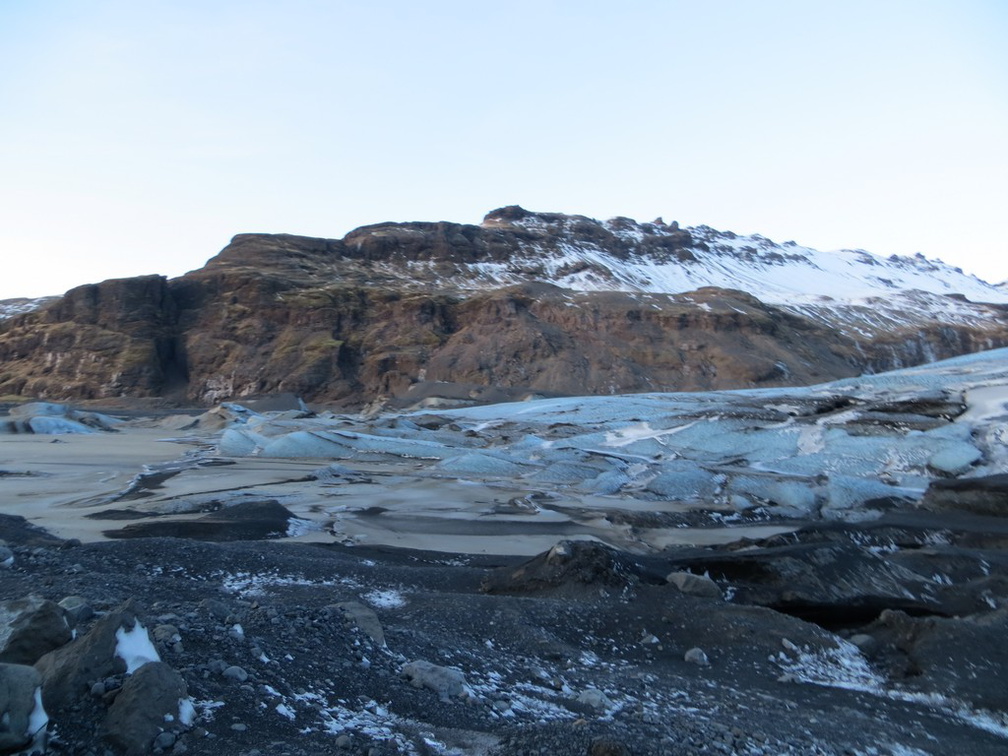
[2,208,1007,406]
[0,275,180,399]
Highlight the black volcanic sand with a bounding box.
[4,512,1008,756]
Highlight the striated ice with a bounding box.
[209,348,1008,520]
[437,452,530,478]
[727,475,820,515]
[324,431,452,460]
[580,468,631,495]
[26,416,99,434]
[260,431,357,459]
[928,443,983,476]
[15,401,74,416]
[525,461,601,485]
[821,475,911,513]
[218,403,260,423]
[218,428,268,456]
[507,434,550,451]
[646,461,721,500]
[665,420,797,462]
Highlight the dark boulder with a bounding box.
[34,600,147,711]
[103,499,297,541]
[0,597,72,666]
[0,663,46,753]
[862,607,1008,711]
[101,661,188,755]
[664,542,943,627]
[921,474,1008,517]
[481,540,663,596]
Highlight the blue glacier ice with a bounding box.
[208,347,1008,520]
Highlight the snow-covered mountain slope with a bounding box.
[334,207,1008,340]
[350,207,1008,304]
[0,297,56,320]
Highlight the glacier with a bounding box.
[208,348,1008,526]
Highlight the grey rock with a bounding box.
[482,540,647,595]
[152,625,181,645]
[921,473,1008,517]
[0,663,47,752]
[848,633,878,655]
[589,738,630,756]
[105,499,296,541]
[665,542,943,618]
[222,665,248,682]
[667,571,723,599]
[400,659,468,700]
[102,662,187,755]
[35,599,143,711]
[685,647,710,666]
[154,730,177,749]
[0,596,72,665]
[330,601,385,647]
[866,607,1008,711]
[577,687,612,710]
[58,596,95,625]
[198,599,230,620]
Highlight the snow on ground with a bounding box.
[774,639,1008,740]
[0,297,55,320]
[465,214,1008,333]
[350,213,1007,339]
[218,570,363,597]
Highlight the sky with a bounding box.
[1,0,1006,299]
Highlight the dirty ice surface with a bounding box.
[4,349,1007,555]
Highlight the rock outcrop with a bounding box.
[0,663,46,753]
[3,207,1007,406]
[0,598,72,666]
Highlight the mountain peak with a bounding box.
[3,206,1007,407]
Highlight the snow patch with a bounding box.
[363,589,407,609]
[27,686,47,738]
[776,640,1008,739]
[177,697,196,727]
[115,621,160,673]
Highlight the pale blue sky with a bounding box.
[1,0,1006,299]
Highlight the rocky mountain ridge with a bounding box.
[2,207,1007,406]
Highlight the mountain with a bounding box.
[0,296,57,320]
[1,207,1007,406]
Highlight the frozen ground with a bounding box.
[3,528,1008,756]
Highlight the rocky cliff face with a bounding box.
[2,207,1007,406]
[0,276,179,399]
